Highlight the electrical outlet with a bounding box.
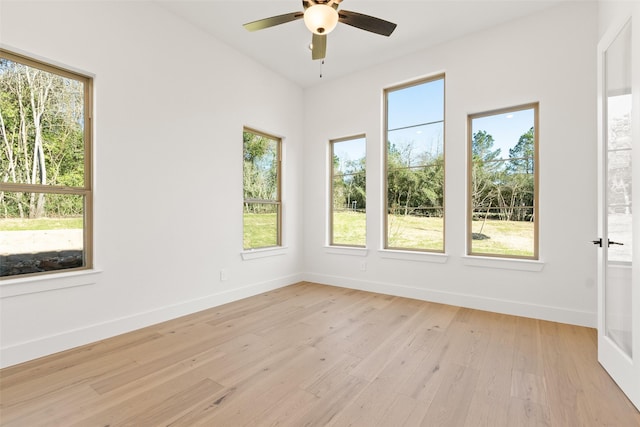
[220,269,228,281]
[360,261,367,271]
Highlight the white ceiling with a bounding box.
[155,0,566,87]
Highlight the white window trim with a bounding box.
[241,246,288,260]
[325,246,368,257]
[462,256,544,272]
[0,269,102,298]
[379,249,449,264]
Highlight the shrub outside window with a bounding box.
[243,128,281,249]
[468,103,539,259]
[0,49,93,278]
[330,135,366,247]
[384,75,445,252]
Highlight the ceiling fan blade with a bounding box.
[338,10,397,36]
[311,33,327,60]
[243,12,304,32]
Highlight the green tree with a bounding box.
[505,127,535,220]
[387,140,443,217]
[243,131,278,213]
[1,56,85,218]
[471,130,501,219]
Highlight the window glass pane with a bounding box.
[607,94,632,263]
[387,78,444,130]
[243,202,279,249]
[469,105,537,258]
[243,128,281,250]
[0,57,86,188]
[0,192,85,277]
[331,136,366,246]
[243,131,279,201]
[388,122,444,167]
[385,76,445,252]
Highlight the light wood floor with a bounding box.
[1,282,639,426]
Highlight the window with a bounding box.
[468,103,538,259]
[384,75,445,251]
[243,128,281,250]
[0,50,93,279]
[330,135,366,247]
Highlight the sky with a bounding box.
[333,79,535,166]
[333,136,366,172]
[471,107,535,158]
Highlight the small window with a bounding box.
[330,135,366,247]
[468,103,538,259]
[243,128,281,250]
[0,49,93,279]
[384,75,445,251]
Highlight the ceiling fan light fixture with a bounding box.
[303,4,339,35]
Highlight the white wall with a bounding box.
[302,1,600,327]
[599,0,638,37]
[0,1,305,367]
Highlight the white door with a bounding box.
[597,13,640,411]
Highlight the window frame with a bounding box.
[242,127,282,250]
[329,134,367,248]
[0,49,93,279]
[466,102,539,260]
[383,74,446,253]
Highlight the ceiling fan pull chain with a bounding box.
[320,59,324,78]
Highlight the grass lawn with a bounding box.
[0,217,83,231]
[387,214,444,251]
[4,211,531,256]
[470,218,535,257]
[243,212,278,249]
[243,211,533,256]
[332,211,366,246]
[332,212,534,256]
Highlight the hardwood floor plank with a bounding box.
[376,394,420,427]
[419,363,480,426]
[464,395,510,427]
[70,348,227,425]
[294,373,367,427]
[247,388,319,427]
[1,352,135,408]
[1,281,638,426]
[506,397,552,427]
[0,385,100,427]
[348,304,433,382]
[121,378,224,427]
[510,370,549,406]
[513,316,544,375]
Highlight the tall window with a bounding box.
[330,135,366,247]
[243,128,281,249]
[385,75,445,251]
[468,103,538,259]
[0,50,93,278]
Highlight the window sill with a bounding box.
[0,269,102,299]
[241,246,288,260]
[324,246,368,257]
[462,256,545,272]
[379,249,449,264]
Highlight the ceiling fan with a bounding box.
[243,0,397,60]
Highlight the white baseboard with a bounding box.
[0,273,303,368]
[303,273,596,328]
